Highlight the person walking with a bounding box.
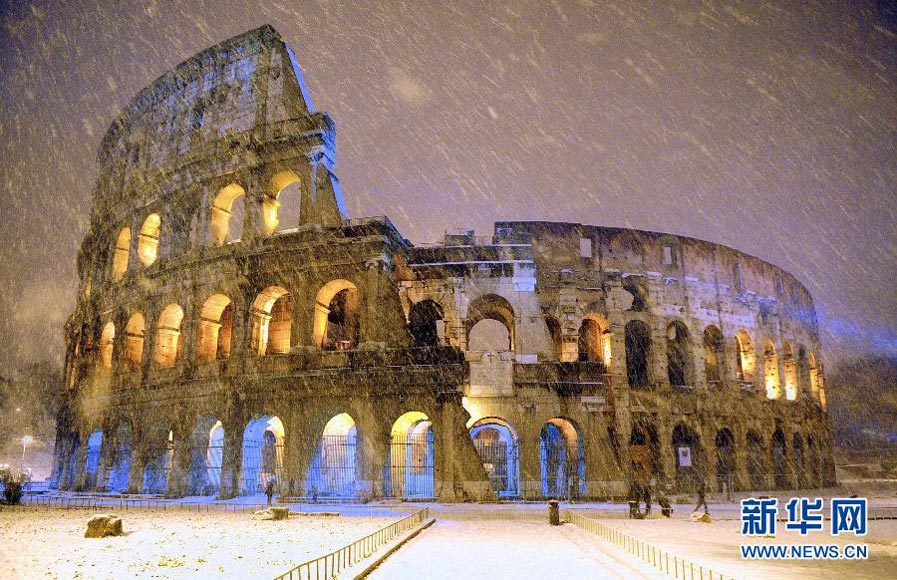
[265,478,276,506]
[694,477,709,514]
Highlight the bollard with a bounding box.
[548,499,560,525]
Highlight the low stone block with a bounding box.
[85,514,124,538]
[252,507,290,521]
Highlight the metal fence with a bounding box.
[563,509,729,580]
[273,507,430,580]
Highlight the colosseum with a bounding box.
[51,25,835,502]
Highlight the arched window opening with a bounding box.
[703,326,724,384]
[137,213,161,267]
[142,427,174,494]
[112,227,130,281]
[797,346,809,397]
[540,418,585,499]
[666,321,691,387]
[465,294,515,352]
[242,416,285,495]
[746,431,766,490]
[782,342,797,400]
[313,280,360,350]
[187,418,223,496]
[578,315,609,365]
[153,304,184,368]
[625,320,650,388]
[197,294,234,363]
[387,412,434,499]
[408,300,445,347]
[107,423,132,493]
[210,183,246,245]
[629,423,660,488]
[252,287,291,356]
[771,429,788,489]
[98,322,115,370]
[470,418,519,497]
[124,313,145,372]
[307,413,359,498]
[763,340,781,399]
[267,170,302,235]
[545,316,564,361]
[735,330,756,383]
[808,353,821,402]
[792,433,806,489]
[715,429,735,492]
[84,430,104,490]
[672,424,699,491]
[621,278,648,312]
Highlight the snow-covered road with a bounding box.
[368,505,657,579]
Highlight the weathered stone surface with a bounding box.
[85,514,124,538]
[252,507,290,521]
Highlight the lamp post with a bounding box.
[21,435,33,473]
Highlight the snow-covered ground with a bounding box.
[0,505,398,579]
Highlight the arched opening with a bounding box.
[621,278,648,312]
[797,345,810,397]
[671,424,700,491]
[251,287,291,356]
[715,429,735,491]
[307,413,359,498]
[107,422,132,493]
[142,427,174,494]
[782,342,797,400]
[545,316,564,361]
[703,326,724,384]
[465,294,515,352]
[578,315,609,365]
[153,304,184,368]
[137,213,161,267]
[808,353,820,401]
[210,183,246,245]
[98,322,115,370]
[268,170,302,235]
[123,313,145,372]
[242,416,285,495]
[540,418,585,499]
[387,412,434,499]
[196,294,234,362]
[666,321,692,387]
[313,280,360,350]
[84,430,103,490]
[735,330,756,383]
[763,340,781,399]
[746,430,766,490]
[625,320,650,387]
[470,418,519,497]
[771,429,788,489]
[792,433,806,488]
[187,418,223,496]
[112,227,130,280]
[807,435,820,487]
[408,299,445,347]
[628,422,660,488]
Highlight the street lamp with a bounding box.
[21,435,33,473]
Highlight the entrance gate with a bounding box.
[387,431,434,499]
[307,434,357,498]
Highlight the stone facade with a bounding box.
[52,25,835,501]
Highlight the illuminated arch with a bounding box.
[112,227,130,280]
[466,294,515,351]
[196,294,234,362]
[187,417,224,495]
[137,213,161,267]
[307,413,359,498]
[124,313,145,371]
[703,325,724,384]
[98,321,115,370]
[252,286,291,355]
[242,416,285,495]
[735,330,756,383]
[763,340,781,399]
[313,279,360,350]
[782,342,797,400]
[469,417,519,497]
[153,303,184,368]
[266,170,302,235]
[540,417,585,498]
[387,411,434,499]
[210,183,246,245]
[578,313,610,365]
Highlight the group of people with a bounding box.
[628,474,709,519]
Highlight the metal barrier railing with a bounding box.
[21,494,279,513]
[273,507,430,580]
[563,509,728,580]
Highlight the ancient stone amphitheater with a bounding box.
[52,25,835,501]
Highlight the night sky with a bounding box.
[0,0,894,373]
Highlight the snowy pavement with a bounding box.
[368,504,660,579]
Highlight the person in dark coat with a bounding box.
[694,477,709,513]
[265,478,276,506]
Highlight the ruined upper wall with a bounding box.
[94,25,325,212]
